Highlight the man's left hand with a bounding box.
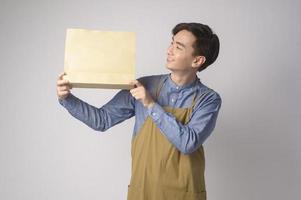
[130,80,155,108]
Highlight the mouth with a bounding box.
[167,57,174,62]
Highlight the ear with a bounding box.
[192,56,206,69]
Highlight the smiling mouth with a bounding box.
[167,57,174,62]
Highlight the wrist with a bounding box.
[146,101,155,109]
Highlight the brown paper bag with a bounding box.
[63,28,136,89]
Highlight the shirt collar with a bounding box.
[166,73,200,91]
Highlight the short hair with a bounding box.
[172,22,220,72]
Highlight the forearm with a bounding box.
[148,102,220,154]
[59,94,110,131]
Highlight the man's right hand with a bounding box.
[56,72,72,100]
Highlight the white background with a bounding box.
[0,0,300,199]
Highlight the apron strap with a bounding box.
[190,77,200,108]
[191,91,198,108]
[155,75,168,100]
[154,75,210,110]
[191,88,213,109]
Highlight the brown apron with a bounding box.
[127,79,207,200]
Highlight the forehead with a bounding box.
[173,30,196,47]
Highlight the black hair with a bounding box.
[172,22,220,71]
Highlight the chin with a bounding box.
[166,63,174,70]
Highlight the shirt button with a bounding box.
[152,112,156,116]
[176,86,179,89]
[171,98,175,102]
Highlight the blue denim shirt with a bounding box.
[59,74,222,154]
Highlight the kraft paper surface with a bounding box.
[63,28,135,89]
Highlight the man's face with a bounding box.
[166,30,198,72]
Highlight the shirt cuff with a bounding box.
[147,102,165,122]
[58,94,77,111]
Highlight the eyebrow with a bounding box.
[172,36,186,48]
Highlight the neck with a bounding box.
[170,71,197,86]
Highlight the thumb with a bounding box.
[129,80,143,88]
[58,72,66,80]
[135,80,142,87]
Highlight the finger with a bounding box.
[129,80,137,85]
[59,91,70,96]
[58,89,68,94]
[130,90,135,97]
[130,89,139,99]
[131,93,140,100]
[59,85,70,91]
[57,79,69,86]
[58,89,68,95]
[58,72,66,80]
[130,88,140,95]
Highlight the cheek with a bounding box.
[174,52,186,61]
[177,54,192,64]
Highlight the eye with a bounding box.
[176,46,182,50]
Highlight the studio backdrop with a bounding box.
[0,0,300,199]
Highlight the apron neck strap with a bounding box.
[191,89,213,110]
[191,90,198,108]
[190,77,200,108]
[155,75,168,100]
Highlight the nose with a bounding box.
[167,43,173,55]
